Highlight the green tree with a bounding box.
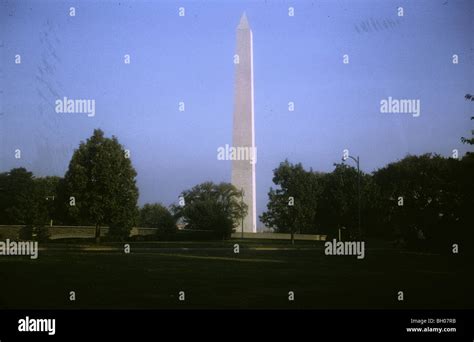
[261,161,375,241]
[172,182,247,240]
[0,168,46,225]
[373,154,462,250]
[260,160,323,243]
[34,176,62,226]
[0,168,54,241]
[461,94,474,145]
[317,164,368,238]
[63,129,139,242]
[139,203,176,238]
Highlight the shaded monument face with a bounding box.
[232,13,257,233]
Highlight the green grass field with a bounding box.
[0,239,471,309]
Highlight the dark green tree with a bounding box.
[139,203,176,237]
[63,129,139,242]
[260,160,323,243]
[0,168,54,241]
[373,154,462,250]
[461,94,474,146]
[317,163,373,239]
[0,168,45,225]
[172,182,247,240]
[34,176,62,226]
[261,161,376,241]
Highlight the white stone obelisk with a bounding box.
[231,13,257,233]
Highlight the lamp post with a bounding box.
[241,188,244,239]
[338,226,346,241]
[45,195,55,227]
[342,155,361,238]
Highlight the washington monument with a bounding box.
[231,13,257,233]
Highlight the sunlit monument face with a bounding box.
[231,13,257,233]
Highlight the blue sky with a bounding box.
[1,0,473,228]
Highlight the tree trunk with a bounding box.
[291,218,296,245]
[95,223,101,244]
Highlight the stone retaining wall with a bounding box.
[0,225,326,241]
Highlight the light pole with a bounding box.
[45,195,55,227]
[338,226,346,241]
[241,188,244,239]
[342,155,361,238]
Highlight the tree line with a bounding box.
[260,153,473,251]
[261,94,474,250]
[0,129,246,242]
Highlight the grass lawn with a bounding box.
[0,239,471,309]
